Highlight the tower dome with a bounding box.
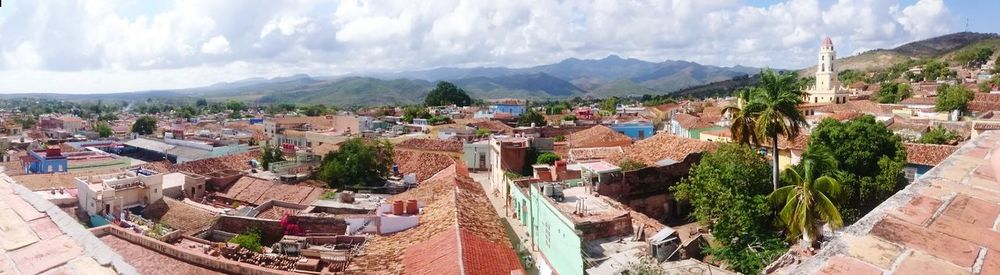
[822,36,833,47]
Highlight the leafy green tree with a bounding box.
[225,100,247,112]
[671,143,785,274]
[805,116,907,221]
[561,115,577,121]
[922,60,954,81]
[517,109,546,127]
[875,83,912,104]
[303,104,330,116]
[98,113,118,122]
[427,115,452,125]
[402,106,430,123]
[424,81,472,106]
[94,122,113,138]
[769,158,844,245]
[953,47,995,67]
[837,69,864,84]
[316,138,394,187]
[229,228,263,253]
[535,152,560,165]
[475,129,492,138]
[599,97,619,114]
[131,116,157,135]
[725,69,807,190]
[196,98,208,107]
[259,142,285,171]
[935,84,974,113]
[918,125,959,145]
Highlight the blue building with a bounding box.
[494,103,525,117]
[610,122,655,140]
[22,147,68,174]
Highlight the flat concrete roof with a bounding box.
[553,186,628,224]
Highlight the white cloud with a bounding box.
[0,0,959,93]
[201,36,231,55]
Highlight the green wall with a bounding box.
[529,185,584,275]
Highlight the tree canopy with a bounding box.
[805,115,907,221]
[599,97,619,114]
[316,138,394,188]
[131,115,157,135]
[535,152,560,165]
[874,82,912,104]
[935,84,974,113]
[402,106,430,123]
[517,109,546,127]
[917,125,959,145]
[424,81,472,106]
[671,143,785,274]
[953,46,995,67]
[95,122,113,138]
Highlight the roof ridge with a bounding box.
[450,186,466,275]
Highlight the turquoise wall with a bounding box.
[529,185,584,275]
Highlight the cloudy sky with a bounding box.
[0,0,993,93]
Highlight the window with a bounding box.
[638,130,645,139]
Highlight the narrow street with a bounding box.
[469,171,547,275]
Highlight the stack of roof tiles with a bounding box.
[348,162,523,274]
[613,132,716,166]
[567,125,633,149]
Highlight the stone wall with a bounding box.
[213,214,348,244]
[574,213,633,241]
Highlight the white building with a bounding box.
[75,168,165,216]
[806,36,849,104]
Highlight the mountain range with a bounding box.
[3,32,997,107]
[182,55,759,107]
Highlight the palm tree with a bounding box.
[768,159,844,246]
[723,69,807,190]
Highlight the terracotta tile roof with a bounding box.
[815,100,888,114]
[143,197,218,234]
[567,125,633,149]
[899,97,938,105]
[467,120,515,135]
[145,150,261,175]
[974,122,1000,130]
[402,228,523,275]
[775,134,811,151]
[614,132,716,166]
[395,138,463,153]
[903,143,958,166]
[568,146,624,162]
[784,131,1000,274]
[672,113,714,130]
[394,150,459,182]
[349,163,521,274]
[11,167,131,190]
[216,175,325,205]
[700,106,724,123]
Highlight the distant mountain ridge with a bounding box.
[213,55,759,106]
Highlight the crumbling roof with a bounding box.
[402,227,523,275]
[395,138,463,153]
[903,143,958,166]
[143,197,217,235]
[614,133,716,166]
[567,125,633,149]
[349,163,521,274]
[786,131,1000,274]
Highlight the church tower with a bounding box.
[806,36,847,104]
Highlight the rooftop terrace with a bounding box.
[554,186,629,224]
[784,130,1000,274]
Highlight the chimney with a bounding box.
[553,160,567,180]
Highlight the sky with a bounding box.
[0,0,995,93]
